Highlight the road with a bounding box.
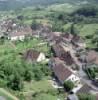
[61,43,98,91]
[0,88,19,100]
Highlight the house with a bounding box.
[8,26,32,41]
[61,33,73,43]
[76,84,95,95]
[51,44,74,65]
[50,58,80,85]
[8,32,25,41]
[8,31,25,41]
[23,49,46,62]
[71,35,86,48]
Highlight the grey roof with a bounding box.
[77,84,93,94]
[67,94,78,100]
[0,96,6,100]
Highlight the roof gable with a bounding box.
[23,49,40,62]
[52,61,72,84]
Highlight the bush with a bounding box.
[64,80,74,92]
[7,73,23,91]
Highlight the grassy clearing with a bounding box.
[76,24,98,37]
[23,79,65,100]
[23,79,53,92]
[47,3,78,13]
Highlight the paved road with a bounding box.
[0,88,19,100]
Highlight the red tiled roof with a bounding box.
[23,49,40,61]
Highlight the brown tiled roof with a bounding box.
[52,44,65,57]
[86,50,98,65]
[52,32,62,37]
[23,49,40,61]
[52,61,72,84]
[60,51,74,65]
[9,31,25,37]
[62,33,72,39]
[8,26,32,37]
[72,35,80,42]
[72,35,83,43]
[52,44,74,65]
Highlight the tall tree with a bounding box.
[70,23,78,35]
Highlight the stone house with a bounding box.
[50,58,80,85]
[23,49,46,62]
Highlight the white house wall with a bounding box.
[9,35,25,41]
[37,53,46,62]
[66,74,80,85]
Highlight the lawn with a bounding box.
[23,79,65,100]
[76,24,98,37]
[14,37,49,53]
[32,93,60,100]
[47,3,78,13]
[23,79,53,92]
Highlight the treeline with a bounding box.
[0,0,76,11]
[0,38,52,91]
[50,5,98,23]
[47,5,98,32]
[0,56,51,90]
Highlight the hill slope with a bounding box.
[0,0,97,10]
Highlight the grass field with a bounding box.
[23,79,53,92]
[75,24,98,37]
[47,3,78,13]
[23,79,65,100]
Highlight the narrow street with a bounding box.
[61,43,98,91]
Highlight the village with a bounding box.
[0,17,98,100]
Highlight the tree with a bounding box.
[88,68,96,79]
[41,64,52,76]
[17,15,24,21]
[33,68,43,81]
[24,70,33,82]
[92,30,98,47]
[64,80,74,92]
[31,20,40,30]
[70,23,78,35]
[0,36,5,45]
[7,73,23,91]
[52,21,63,32]
[73,5,98,17]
